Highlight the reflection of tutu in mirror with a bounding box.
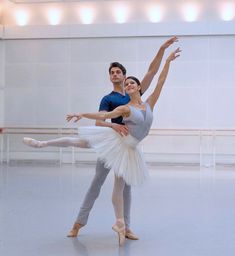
[78,126,148,186]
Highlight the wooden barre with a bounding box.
[1,127,235,136]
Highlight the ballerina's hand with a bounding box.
[161,36,178,50]
[167,47,181,62]
[66,114,82,122]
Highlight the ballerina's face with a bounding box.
[124,78,141,95]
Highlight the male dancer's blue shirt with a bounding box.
[99,91,130,125]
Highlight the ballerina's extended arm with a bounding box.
[66,105,130,123]
[147,47,181,110]
[140,36,178,94]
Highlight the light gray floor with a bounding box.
[1,162,235,256]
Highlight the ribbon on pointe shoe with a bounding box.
[112,223,126,246]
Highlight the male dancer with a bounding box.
[67,36,178,240]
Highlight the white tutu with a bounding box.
[77,126,148,186]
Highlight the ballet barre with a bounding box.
[0,127,235,166]
[212,129,235,166]
[143,128,235,167]
[0,128,3,164]
[0,126,77,165]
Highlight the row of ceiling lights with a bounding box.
[12,2,235,26]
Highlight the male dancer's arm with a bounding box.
[95,112,113,129]
[95,114,129,136]
[94,96,128,136]
[141,36,178,94]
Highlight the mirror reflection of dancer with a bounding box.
[24,45,180,247]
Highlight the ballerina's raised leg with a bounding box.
[23,137,90,148]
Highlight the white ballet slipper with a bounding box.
[23,137,45,148]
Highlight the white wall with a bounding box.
[3,35,235,129]
[0,40,4,126]
[0,1,4,126]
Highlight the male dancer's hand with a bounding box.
[111,123,129,137]
[161,36,178,50]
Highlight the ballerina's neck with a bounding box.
[129,96,143,106]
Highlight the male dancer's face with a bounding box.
[109,67,125,85]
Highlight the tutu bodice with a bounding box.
[123,102,153,141]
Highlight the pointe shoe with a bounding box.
[67,223,83,237]
[125,229,139,240]
[23,137,45,148]
[112,223,126,246]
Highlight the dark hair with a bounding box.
[125,76,143,96]
[109,62,127,75]
[125,76,140,85]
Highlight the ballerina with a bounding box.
[23,48,181,245]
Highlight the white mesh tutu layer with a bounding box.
[77,126,148,186]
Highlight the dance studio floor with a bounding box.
[1,162,235,256]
